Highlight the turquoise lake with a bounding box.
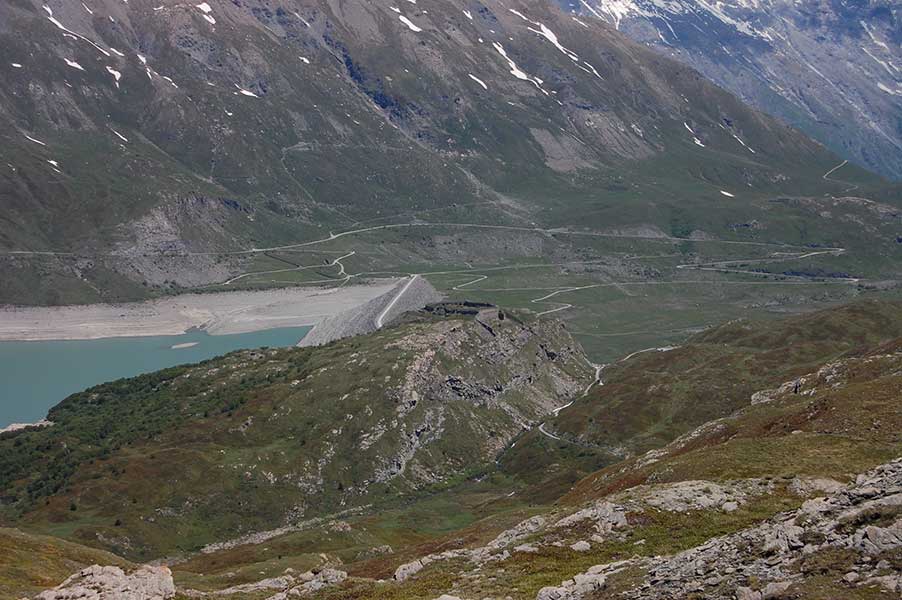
[0,326,311,428]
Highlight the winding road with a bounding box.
[220,251,355,286]
[535,348,674,443]
[4,219,864,330]
[2,221,842,258]
[822,159,860,194]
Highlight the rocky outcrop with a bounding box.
[33,565,175,600]
[571,0,902,180]
[614,479,773,513]
[553,501,628,536]
[394,515,548,581]
[536,569,606,600]
[265,568,347,598]
[543,458,902,599]
[536,560,635,600]
[182,567,347,599]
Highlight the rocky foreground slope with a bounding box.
[380,457,902,600]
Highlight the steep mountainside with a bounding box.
[1,300,900,599]
[567,0,902,179]
[0,0,887,305]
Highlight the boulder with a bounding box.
[394,559,425,581]
[761,581,792,599]
[762,523,805,554]
[735,587,762,600]
[34,565,175,600]
[299,568,346,593]
[555,501,627,535]
[853,520,902,554]
[535,572,605,599]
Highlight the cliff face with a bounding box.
[0,309,593,558]
[568,0,902,180]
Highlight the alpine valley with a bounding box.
[0,1,901,599]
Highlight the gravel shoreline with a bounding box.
[0,282,401,341]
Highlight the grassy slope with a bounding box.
[548,299,902,450]
[564,337,902,504]
[494,299,902,510]
[0,527,131,599]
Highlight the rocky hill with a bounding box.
[0,0,890,305]
[0,307,593,561]
[568,0,902,180]
[1,300,900,599]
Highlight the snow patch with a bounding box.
[235,86,259,98]
[106,66,122,88]
[109,128,128,143]
[195,3,215,24]
[398,15,422,32]
[24,134,47,146]
[492,42,548,95]
[468,74,488,90]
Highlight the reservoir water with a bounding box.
[0,326,311,428]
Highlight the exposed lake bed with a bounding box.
[0,282,400,341]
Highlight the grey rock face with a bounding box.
[538,457,902,599]
[393,515,548,581]
[33,565,175,600]
[569,0,902,179]
[553,500,628,534]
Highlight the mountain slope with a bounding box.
[0,307,592,558]
[567,0,902,180]
[0,0,886,305]
[545,299,902,456]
